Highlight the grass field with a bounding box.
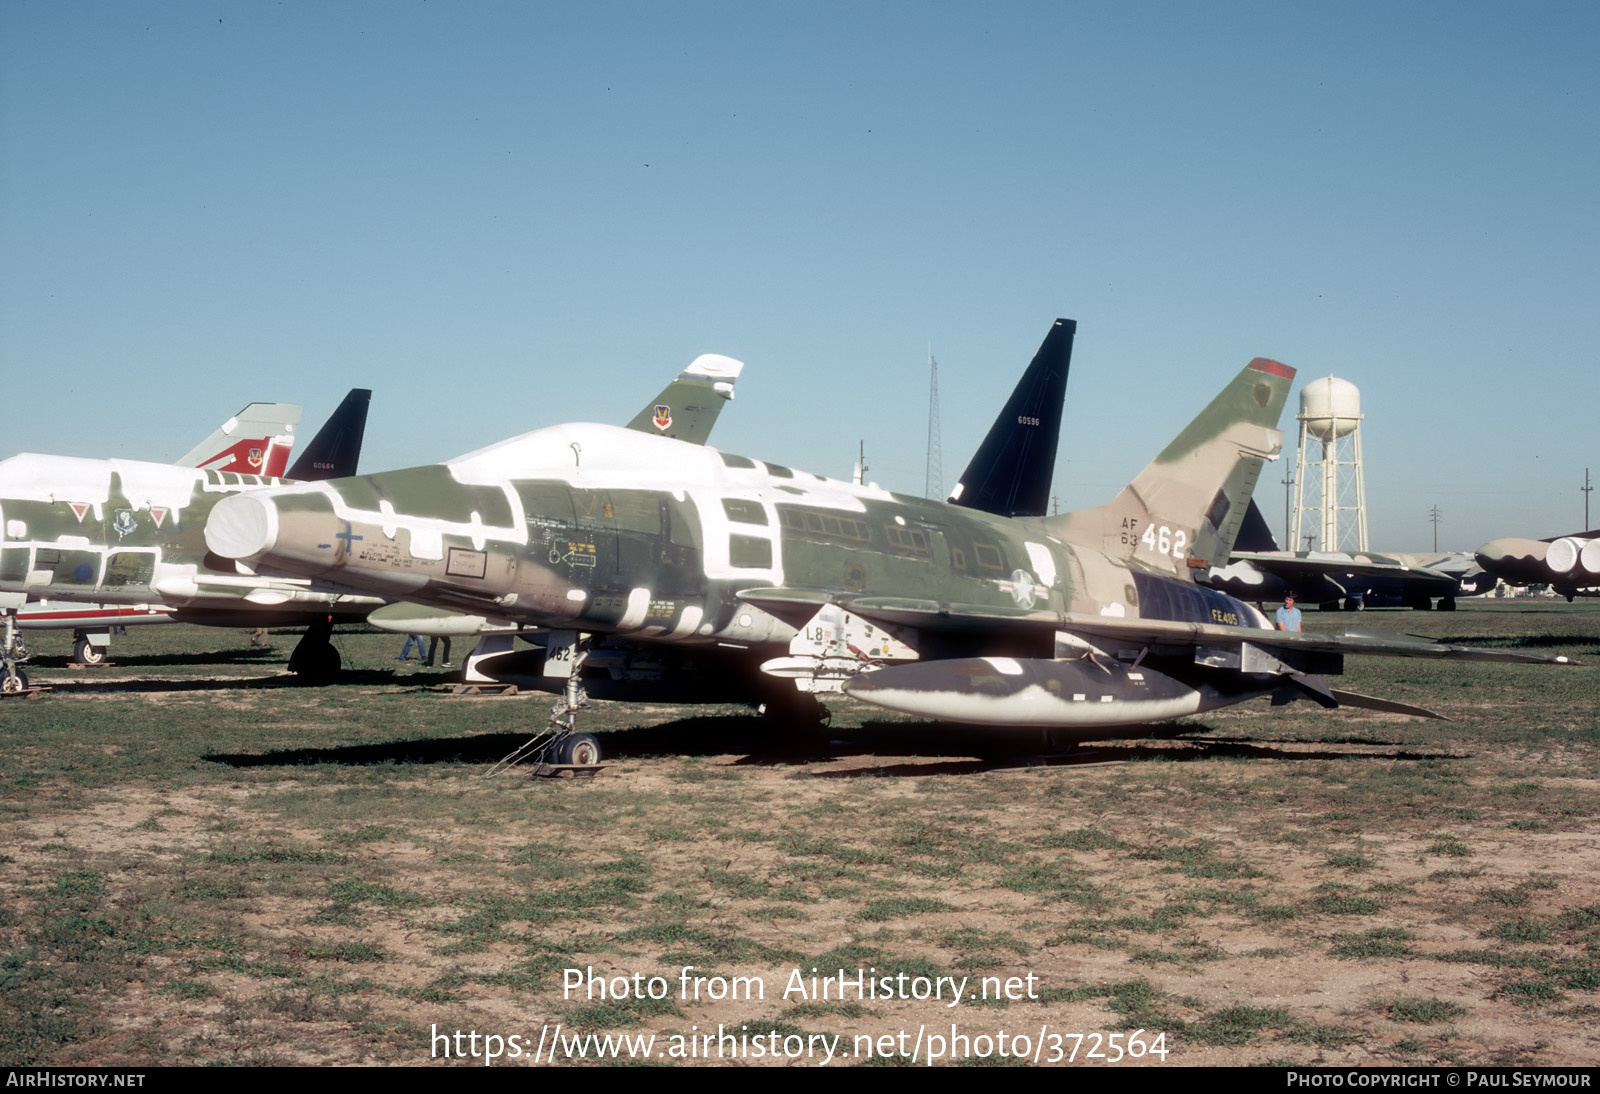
[2,602,1597,1067]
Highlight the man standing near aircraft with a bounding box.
[1275,594,1302,632]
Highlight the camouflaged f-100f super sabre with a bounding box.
[203,321,1574,760]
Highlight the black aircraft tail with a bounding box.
[286,388,371,481]
[1233,498,1280,552]
[947,318,1075,518]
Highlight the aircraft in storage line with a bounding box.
[0,356,747,692]
[0,391,372,689]
[202,320,1573,762]
[1476,530,1600,600]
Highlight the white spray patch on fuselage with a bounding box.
[0,453,287,525]
[223,423,923,645]
[0,453,355,619]
[295,423,901,585]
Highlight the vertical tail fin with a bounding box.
[1232,498,1281,552]
[1051,358,1294,580]
[625,354,744,445]
[175,403,302,477]
[947,318,1075,518]
[286,389,371,481]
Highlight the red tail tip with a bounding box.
[1248,358,1295,379]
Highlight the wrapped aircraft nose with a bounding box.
[205,493,280,561]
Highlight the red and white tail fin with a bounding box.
[174,403,302,477]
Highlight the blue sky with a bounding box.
[3,1,1595,551]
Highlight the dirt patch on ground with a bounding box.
[5,736,1599,1067]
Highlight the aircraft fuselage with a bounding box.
[205,422,1271,662]
[0,452,375,618]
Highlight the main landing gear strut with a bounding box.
[287,615,342,681]
[2,608,29,693]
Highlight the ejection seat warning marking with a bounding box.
[447,547,488,579]
[551,542,597,568]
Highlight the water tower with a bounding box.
[1290,376,1368,553]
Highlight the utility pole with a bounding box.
[1281,466,1295,550]
[1584,468,1592,529]
[1428,505,1443,552]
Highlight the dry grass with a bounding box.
[1,602,1596,1066]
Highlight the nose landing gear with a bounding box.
[482,635,605,779]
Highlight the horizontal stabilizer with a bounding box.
[1283,672,1340,709]
[1326,687,1446,720]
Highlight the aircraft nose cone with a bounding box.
[205,493,279,561]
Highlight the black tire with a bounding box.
[559,733,601,766]
[1438,597,1457,611]
[73,637,107,665]
[1039,729,1078,756]
[291,642,342,681]
[2,669,27,693]
[758,691,830,727]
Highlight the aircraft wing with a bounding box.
[1228,551,1462,589]
[818,595,1575,665]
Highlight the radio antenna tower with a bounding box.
[925,345,943,499]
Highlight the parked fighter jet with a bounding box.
[3,403,303,663]
[0,357,746,688]
[202,320,1570,759]
[1476,531,1600,600]
[1203,499,1497,610]
[0,390,373,689]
